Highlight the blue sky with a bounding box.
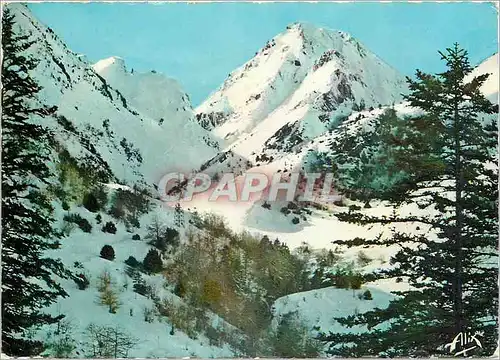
[29,2,498,105]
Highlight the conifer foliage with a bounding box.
[1,8,69,355]
[320,44,498,357]
[143,248,163,274]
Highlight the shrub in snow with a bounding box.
[126,214,140,229]
[95,213,102,224]
[362,289,373,300]
[100,245,115,261]
[108,203,125,219]
[132,275,149,297]
[280,206,291,216]
[332,267,363,290]
[124,256,140,268]
[261,201,271,210]
[352,99,366,112]
[291,217,300,224]
[63,213,92,233]
[108,187,151,224]
[83,185,108,212]
[334,274,351,289]
[132,234,140,241]
[350,274,363,289]
[287,202,299,210]
[205,325,224,347]
[155,299,207,340]
[349,204,362,211]
[73,273,89,290]
[142,248,163,274]
[101,221,117,234]
[61,201,70,211]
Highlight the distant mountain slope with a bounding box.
[467,53,499,103]
[93,56,220,152]
[11,3,218,187]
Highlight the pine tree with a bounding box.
[329,108,409,203]
[143,248,163,274]
[145,216,180,252]
[320,44,498,356]
[1,8,69,355]
[174,202,184,228]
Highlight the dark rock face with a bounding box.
[313,50,344,71]
[264,122,303,153]
[195,111,228,130]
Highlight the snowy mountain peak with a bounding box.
[93,56,127,75]
[195,22,407,165]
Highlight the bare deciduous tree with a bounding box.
[85,323,138,358]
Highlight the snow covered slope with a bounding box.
[36,202,235,358]
[93,56,192,126]
[10,4,218,187]
[467,52,499,103]
[271,285,393,338]
[93,56,220,153]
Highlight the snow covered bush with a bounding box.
[63,213,92,233]
[142,248,163,274]
[73,273,90,290]
[101,221,117,234]
[100,245,115,261]
[362,289,373,300]
[124,255,140,268]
